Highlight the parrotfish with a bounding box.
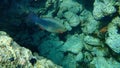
[27,13,66,33]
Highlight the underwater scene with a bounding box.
[0,0,120,68]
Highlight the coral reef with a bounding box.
[0,0,120,68]
[93,0,117,20]
[0,31,62,68]
[106,17,120,53]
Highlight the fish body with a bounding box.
[27,13,66,33]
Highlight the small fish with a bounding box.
[99,26,107,33]
[27,13,66,33]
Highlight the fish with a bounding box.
[27,13,66,33]
[99,26,107,33]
